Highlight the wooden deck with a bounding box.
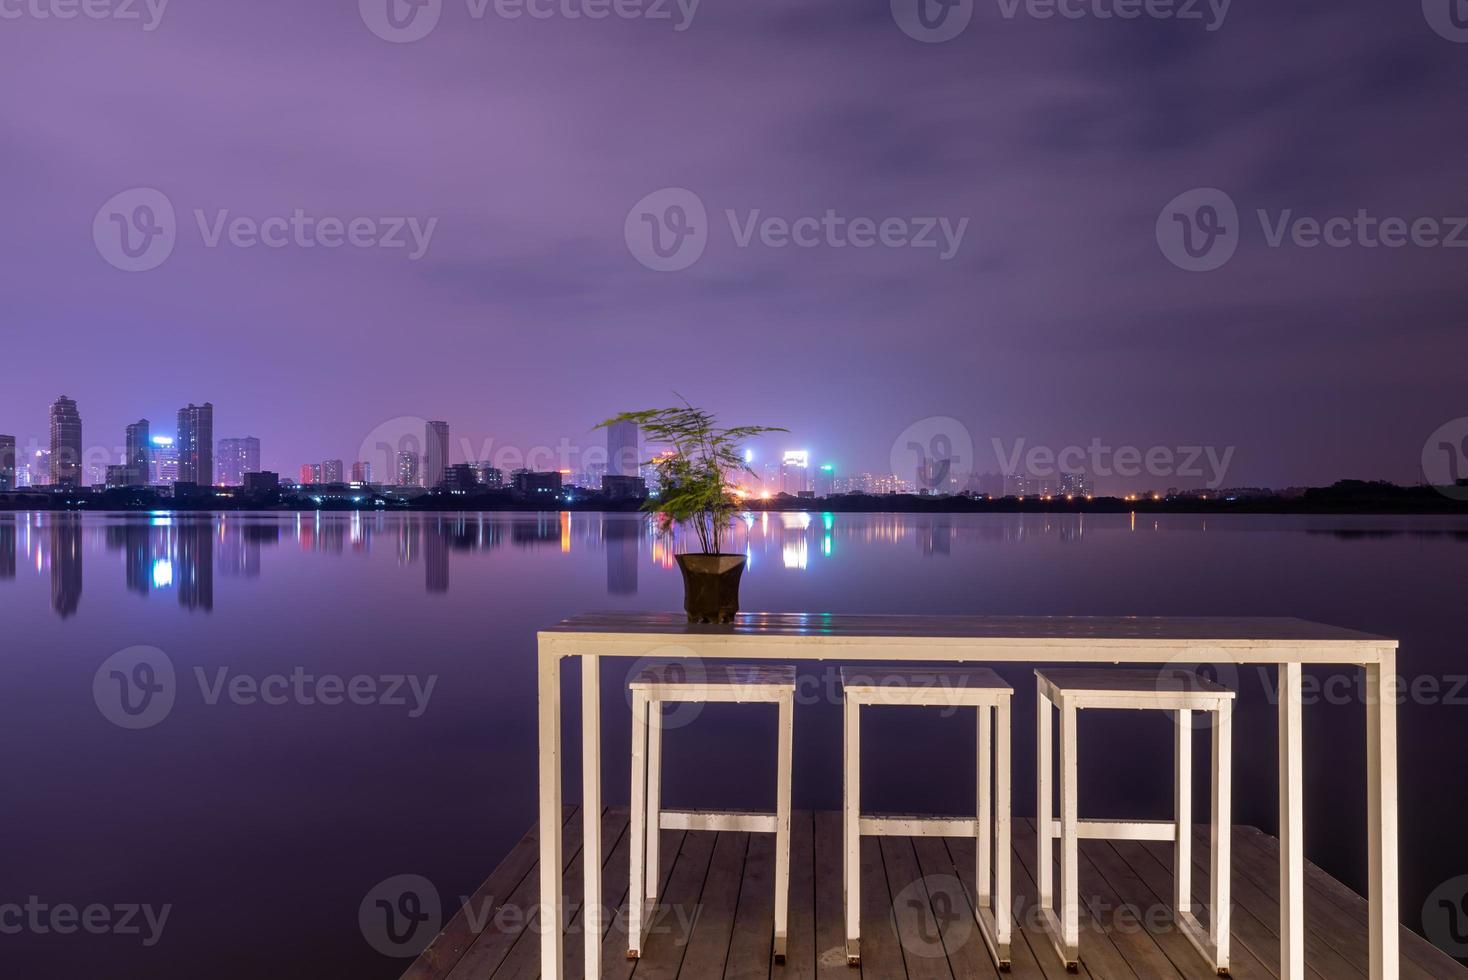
[404,808,1465,980]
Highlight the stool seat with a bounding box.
[631,662,796,691]
[840,666,1010,703]
[1037,667,1235,711]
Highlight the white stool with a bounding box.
[841,666,1014,970]
[627,662,795,961]
[1035,668,1234,974]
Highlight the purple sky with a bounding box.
[3,0,1466,491]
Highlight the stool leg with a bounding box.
[843,696,861,965]
[1212,700,1232,973]
[1036,688,1053,916]
[978,703,992,909]
[1059,701,1079,963]
[995,695,1012,952]
[774,690,794,962]
[1176,710,1193,917]
[646,699,663,906]
[628,690,649,958]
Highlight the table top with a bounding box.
[545,611,1395,645]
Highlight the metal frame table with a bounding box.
[536,612,1400,980]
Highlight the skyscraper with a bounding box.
[607,419,640,477]
[125,420,151,486]
[216,437,261,485]
[397,451,419,487]
[780,450,810,495]
[351,461,373,484]
[176,403,214,485]
[321,459,344,484]
[150,437,178,484]
[49,396,82,487]
[424,421,449,488]
[0,435,15,491]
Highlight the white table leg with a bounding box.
[1279,662,1304,980]
[843,696,860,965]
[646,699,663,907]
[1213,699,1232,972]
[1176,709,1193,916]
[978,703,992,908]
[1367,650,1399,980]
[994,695,1012,949]
[1037,688,1053,913]
[582,655,602,977]
[774,690,794,962]
[1059,700,1079,958]
[538,645,564,980]
[628,690,648,958]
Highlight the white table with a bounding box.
[536,612,1400,980]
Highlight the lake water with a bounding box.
[1,510,1465,977]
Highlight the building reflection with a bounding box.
[0,515,15,580]
[49,516,83,618]
[605,516,640,595]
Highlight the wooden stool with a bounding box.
[1035,668,1235,974]
[627,663,796,961]
[841,666,1014,970]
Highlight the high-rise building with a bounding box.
[780,450,810,495]
[150,437,178,484]
[176,403,214,485]
[607,419,640,478]
[216,437,261,486]
[49,395,82,487]
[0,435,15,491]
[125,420,151,486]
[350,461,373,484]
[424,421,449,488]
[321,459,344,484]
[478,465,505,489]
[397,451,420,487]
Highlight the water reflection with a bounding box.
[5,510,1468,620]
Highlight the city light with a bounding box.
[150,435,174,446]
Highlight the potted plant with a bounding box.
[598,403,785,623]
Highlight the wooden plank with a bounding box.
[630,829,717,979]
[670,832,750,979]
[856,834,909,978]
[1013,819,1135,977]
[723,832,776,980]
[778,813,817,980]
[492,808,629,980]
[1243,828,1467,979]
[879,835,956,980]
[402,807,574,980]
[1070,837,1187,979]
[906,835,1004,980]
[445,807,585,980]
[811,812,852,980]
[950,830,1091,978]
[598,827,688,980]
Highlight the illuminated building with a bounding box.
[217,437,261,485]
[49,395,82,487]
[443,463,480,491]
[150,436,179,484]
[607,419,639,477]
[0,434,14,490]
[351,461,373,484]
[321,459,344,484]
[780,450,809,495]
[176,402,213,485]
[125,420,151,486]
[425,420,449,488]
[397,451,420,487]
[478,465,504,489]
[814,463,835,497]
[1059,471,1094,497]
[512,469,563,496]
[299,463,321,486]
